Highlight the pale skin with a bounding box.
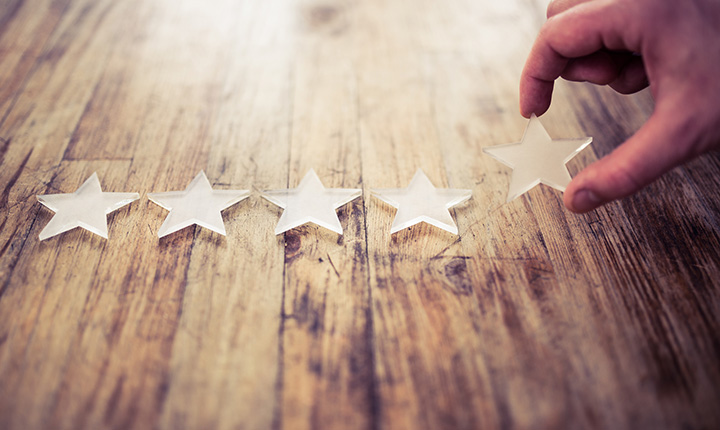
[520,0,720,212]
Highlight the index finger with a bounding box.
[520,1,641,117]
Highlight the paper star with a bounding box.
[372,169,471,235]
[36,172,139,240]
[148,171,250,238]
[483,114,592,202]
[262,169,361,235]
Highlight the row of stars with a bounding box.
[36,115,591,240]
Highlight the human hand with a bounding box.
[520,0,720,212]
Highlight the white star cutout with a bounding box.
[483,114,592,202]
[148,171,250,238]
[372,169,471,235]
[36,172,139,240]
[262,169,361,235]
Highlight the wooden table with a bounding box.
[1,0,719,429]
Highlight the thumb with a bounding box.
[564,102,701,212]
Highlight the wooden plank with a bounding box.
[157,1,295,428]
[274,2,374,429]
[352,1,505,428]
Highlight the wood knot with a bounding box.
[306,5,338,28]
[444,257,472,295]
[284,232,302,259]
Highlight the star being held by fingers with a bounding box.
[37,172,139,240]
[148,171,250,238]
[483,114,592,202]
[262,169,361,235]
[372,169,472,235]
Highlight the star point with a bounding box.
[262,169,361,235]
[148,171,250,238]
[372,169,471,235]
[36,172,139,240]
[483,114,592,202]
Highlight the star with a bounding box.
[372,169,471,235]
[36,172,139,240]
[262,169,361,235]
[483,114,592,202]
[148,171,250,238]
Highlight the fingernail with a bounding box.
[572,189,602,212]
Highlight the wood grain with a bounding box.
[1,0,719,429]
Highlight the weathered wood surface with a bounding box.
[1,0,719,429]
